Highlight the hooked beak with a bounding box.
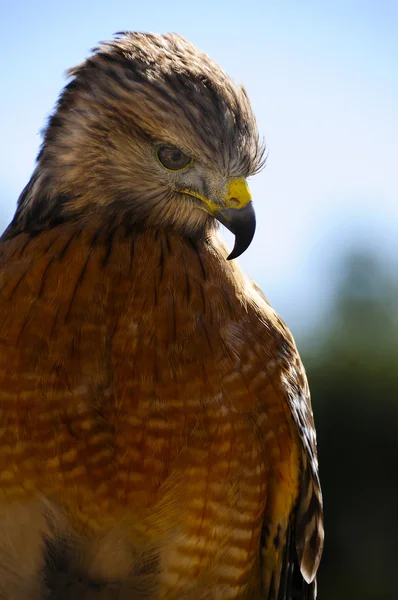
[214,201,256,260]
[181,177,256,260]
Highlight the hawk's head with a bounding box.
[12,32,265,258]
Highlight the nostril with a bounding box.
[228,197,241,207]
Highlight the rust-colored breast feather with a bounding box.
[0,225,320,598]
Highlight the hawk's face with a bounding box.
[14,33,265,258]
[141,141,256,259]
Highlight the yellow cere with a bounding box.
[182,177,252,214]
[226,177,252,209]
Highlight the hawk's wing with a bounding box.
[278,327,324,589]
[250,280,324,599]
[277,521,318,600]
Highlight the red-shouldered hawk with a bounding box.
[0,32,323,599]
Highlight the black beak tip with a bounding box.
[214,202,256,261]
[227,246,246,261]
[226,226,256,260]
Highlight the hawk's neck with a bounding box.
[0,222,246,340]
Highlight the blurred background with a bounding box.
[1,1,397,597]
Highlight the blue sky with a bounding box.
[1,1,397,335]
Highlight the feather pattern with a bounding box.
[0,31,322,598]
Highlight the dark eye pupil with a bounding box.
[172,151,182,162]
[157,145,192,170]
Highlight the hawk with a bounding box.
[0,33,323,599]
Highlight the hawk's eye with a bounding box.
[156,145,193,171]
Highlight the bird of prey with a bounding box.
[0,32,323,599]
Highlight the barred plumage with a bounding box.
[0,32,323,598]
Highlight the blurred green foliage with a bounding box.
[299,252,398,599]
